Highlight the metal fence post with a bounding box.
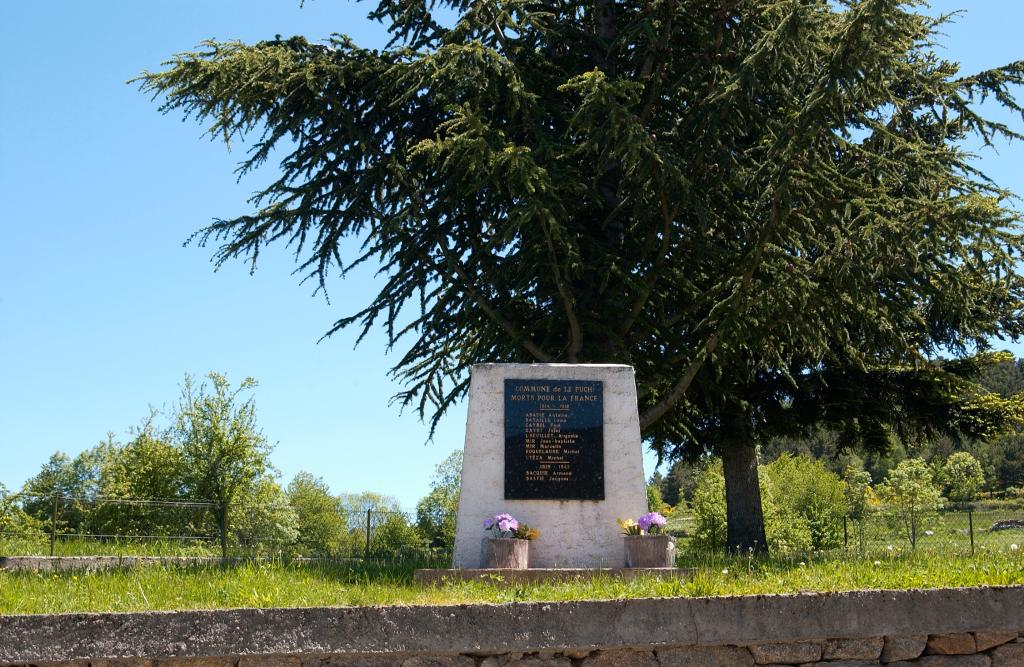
[365,508,372,560]
[969,509,975,556]
[49,493,59,557]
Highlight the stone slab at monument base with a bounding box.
[452,363,648,568]
[413,567,691,585]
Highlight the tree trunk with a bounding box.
[721,404,768,554]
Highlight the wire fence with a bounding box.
[667,504,1024,560]
[0,493,446,564]
[5,492,1023,564]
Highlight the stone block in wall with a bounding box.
[926,633,978,655]
[305,656,405,666]
[974,632,1019,652]
[238,656,302,667]
[581,649,658,666]
[804,661,878,667]
[89,661,156,667]
[991,642,1024,666]
[400,657,475,667]
[880,635,927,662]
[748,642,822,665]
[656,645,753,667]
[154,659,234,667]
[505,656,572,667]
[889,656,991,666]
[822,637,884,661]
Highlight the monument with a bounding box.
[452,364,648,568]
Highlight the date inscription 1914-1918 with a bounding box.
[503,379,604,500]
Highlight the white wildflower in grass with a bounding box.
[798,562,806,567]
[887,545,894,551]
[873,560,882,566]
[1012,544,1019,551]
[721,569,729,575]
[924,530,934,536]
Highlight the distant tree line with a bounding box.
[652,355,1024,511]
[0,373,463,559]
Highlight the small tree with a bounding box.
[646,482,665,513]
[690,461,728,553]
[941,452,986,505]
[877,458,945,549]
[415,451,462,552]
[175,372,272,557]
[230,476,299,555]
[842,465,875,552]
[764,454,846,551]
[0,483,44,540]
[289,472,347,556]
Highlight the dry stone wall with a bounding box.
[2,587,1022,667]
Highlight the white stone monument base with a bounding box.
[452,364,648,568]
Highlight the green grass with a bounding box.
[664,508,1024,559]
[0,534,221,557]
[2,550,1023,616]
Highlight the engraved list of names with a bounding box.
[503,379,604,500]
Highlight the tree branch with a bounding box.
[618,177,676,341]
[539,216,583,361]
[640,201,781,430]
[435,235,555,363]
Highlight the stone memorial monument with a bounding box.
[452,363,648,568]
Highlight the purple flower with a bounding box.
[485,512,520,536]
[637,512,667,534]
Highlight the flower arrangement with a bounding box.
[619,511,667,535]
[484,513,539,540]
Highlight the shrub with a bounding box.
[941,452,986,504]
[689,461,727,552]
[688,454,846,554]
[877,458,945,549]
[646,483,664,512]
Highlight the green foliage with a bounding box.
[229,477,299,553]
[691,454,848,554]
[646,483,664,513]
[415,451,462,551]
[877,458,945,549]
[764,454,847,551]
[842,466,874,522]
[175,372,273,556]
[0,484,43,537]
[689,462,727,552]
[941,452,986,504]
[288,472,347,557]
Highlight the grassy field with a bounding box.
[665,507,1024,559]
[0,534,221,558]
[1,549,1022,615]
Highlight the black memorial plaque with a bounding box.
[504,379,604,500]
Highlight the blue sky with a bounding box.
[1,1,1023,508]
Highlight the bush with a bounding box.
[877,458,944,549]
[941,452,986,504]
[688,454,847,554]
[646,483,664,512]
[763,454,846,551]
[689,461,727,552]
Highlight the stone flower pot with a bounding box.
[484,537,530,568]
[624,534,675,568]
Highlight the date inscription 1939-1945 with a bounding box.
[503,379,604,500]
